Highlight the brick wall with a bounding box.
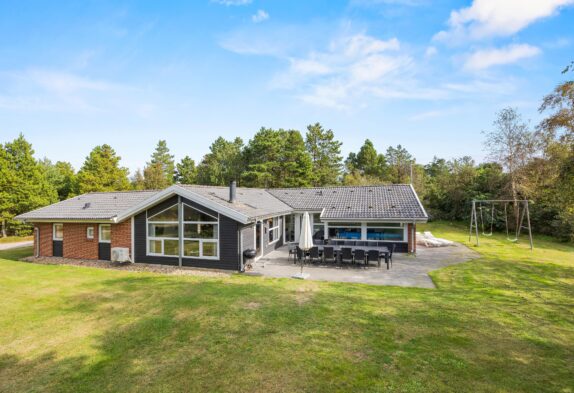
[407,223,416,253]
[111,219,132,256]
[63,223,99,259]
[36,223,53,257]
[34,221,132,260]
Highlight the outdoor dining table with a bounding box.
[314,245,390,268]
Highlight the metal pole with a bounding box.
[474,202,480,246]
[525,200,534,251]
[469,201,474,242]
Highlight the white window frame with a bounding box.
[146,204,179,257]
[99,224,111,243]
[53,223,63,241]
[86,226,94,240]
[365,223,406,242]
[323,222,408,243]
[182,203,219,260]
[268,216,280,245]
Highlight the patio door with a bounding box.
[255,222,262,257]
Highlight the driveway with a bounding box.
[0,240,33,250]
[247,243,479,288]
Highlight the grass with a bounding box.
[0,223,573,393]
[0,235,32,244]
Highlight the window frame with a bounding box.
[86,226,94,240]
[145,203,220,260]
[53,223,63,241]
[268,216,280,245]
[146,204,179,257]
[182,203,219,260]
[99,224,111,243]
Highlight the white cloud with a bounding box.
[0,68,150,114]
[351,0,427,6]
[464,44,541,71]
[434,0,574,42]
[425,46,437,57]
[252,10,269,23]
[211,0,252,5]
[268,34,411,108]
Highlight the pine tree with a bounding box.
[147,140,175,185]
[196,137,244,186]
[39,159,77,200]
[0,134,57,236]
[386,145,413,183]
[175,156,197,184]
[305,123,343,186]
[144,162,171,189]
[242,128,313,188]
[77,144,130,193]
[131,169,145,190]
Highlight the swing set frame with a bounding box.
[469,199,534,250]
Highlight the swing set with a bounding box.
[469,199,533,250]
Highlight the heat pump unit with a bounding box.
[111,247,131,263]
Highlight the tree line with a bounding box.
[1,66,573,240]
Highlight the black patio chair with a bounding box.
[323,246,336,264]
[367,250,380,267]
[354,249,367,266]
[308,246,320,263]
[288,243,297,264]
[340,247,353,264]
[296,246,306,263]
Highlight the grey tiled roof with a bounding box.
[178,185,293,219]
[268,185,427,220]
[16,184,427,222]
[15,190,159,221]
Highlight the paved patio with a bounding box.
[247,243,479,288]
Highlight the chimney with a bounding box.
[229,180,237,203]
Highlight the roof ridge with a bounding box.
[83,189,160,195]
[268,184,412,191]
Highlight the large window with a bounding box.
[328,222,361,240]
[312,213,324,240]
[284,214,295,242]
[366,223,404,241]
[268,217,279,244]
[147,205,179,256]
[183,204,218,258]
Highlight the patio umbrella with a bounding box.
[293,211,313,279]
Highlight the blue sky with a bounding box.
[0,0,573,174]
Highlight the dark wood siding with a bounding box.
[53,240,63,257]
[133,195,241,270]
[98,243,111,260]
[240,224,255,270]
[180,197,239,270]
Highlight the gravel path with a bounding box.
[0,241,33,250]
[21,256,230,278]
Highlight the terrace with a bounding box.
[247,242,479,288]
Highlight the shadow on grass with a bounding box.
[1,261,573,393]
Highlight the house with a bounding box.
[15,182,428,271]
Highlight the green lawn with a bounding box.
[0,223,573,393]
[0,235,32,244]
